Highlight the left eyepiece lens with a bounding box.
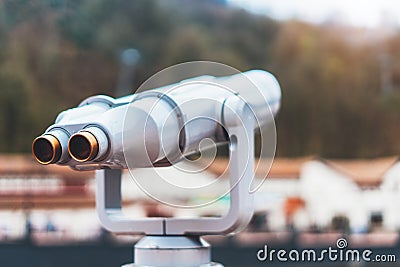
[32,135,62,165]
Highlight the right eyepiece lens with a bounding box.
[68,132,98,162]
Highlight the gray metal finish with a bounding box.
[36,70,280,170]
[95,94,255,236]
[121,236,223,267]
[33,69,281,266]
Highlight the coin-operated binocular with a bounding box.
[32,67,281,267]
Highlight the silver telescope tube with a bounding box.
[32,70,281,169]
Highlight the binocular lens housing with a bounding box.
[31,69,281,169]
[68,132,99,162]
[32,127,107,165]
[32,135,62,165]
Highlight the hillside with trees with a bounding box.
[1,0,400,158]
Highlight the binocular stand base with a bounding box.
[121,236,223,267]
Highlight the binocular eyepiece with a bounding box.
[68,132,99,162]
[32,127,108,165]
[32,135,62,165]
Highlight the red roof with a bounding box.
[204,156,399,186]
[320,157,398,187]
[0,154,93,180]
[204,157,311,178]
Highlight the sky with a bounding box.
[228,0,400,28]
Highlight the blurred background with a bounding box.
[1,0,400,266]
